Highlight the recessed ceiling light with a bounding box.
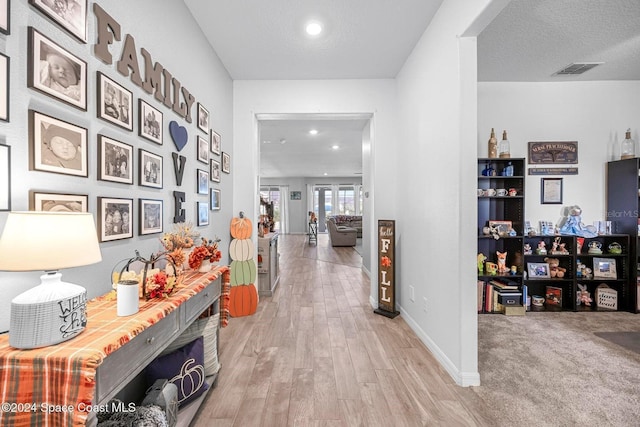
[279,138,287,144]
[305,21,323,36]
[323,172,328,176]
[332,145,339,150]
[309,129,318,135]
[263,140,271,144]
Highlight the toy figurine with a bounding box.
[510,265,518,275]
[477,253,487,274]
[558,205,597,237]
[523,243,532,255]
[551,237,569,255]
[535,241,547,255]
[496,251,508,274]
[587,241,602,254]
[577,283,592,306]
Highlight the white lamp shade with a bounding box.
[0,211,102,271]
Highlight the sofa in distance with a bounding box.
[326,217,358,247]
[327,215,362,237]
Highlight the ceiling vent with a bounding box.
[553,62,604,76]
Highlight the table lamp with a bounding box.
[0,212,102,349]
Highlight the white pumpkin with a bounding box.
[229,238,254,261]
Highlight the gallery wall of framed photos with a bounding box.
[0,0,235,327]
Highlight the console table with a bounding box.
[0,266,229,426]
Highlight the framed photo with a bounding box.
[527,262,551,279]
[138,99,163,144]
[545,286,563,307]
[98,135,133,184]
[0,0,9,34]
[541,177,563,204]
[290,191,302,200]
[197,201,209,226]
[489,220,512,236]
[197,135,208,164]
[0,144,9,211]
[211,130,221,155]
[0,53,8,122]
[29,0,87,42]
[210,158,220,183]
[29,109,88,177]
[139,149,163,189]
[139,198,163,235]
[210,188,220,211]
[98,197,133,242]
[30,191,87,212]
[197,169,209,195]
[593,257,617,279]
[97,72,133,131]
[28,27,87,110]
[222,152,230,174]
[197,103,209,133]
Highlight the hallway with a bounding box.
[193,234,491,426]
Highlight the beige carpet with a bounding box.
[474,312,640,426]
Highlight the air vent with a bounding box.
[553,62,604,76]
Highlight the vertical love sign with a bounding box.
[374,220,399,318]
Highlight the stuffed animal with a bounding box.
[496,251,508,274]
[544,257,566,278]
[577,283,592,306]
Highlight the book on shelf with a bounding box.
[477,280,485,313]
[489,279,519,290]
[545,286,563,307]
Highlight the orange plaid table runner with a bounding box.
[0,266,230,426]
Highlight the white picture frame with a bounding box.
[593,257,617,279]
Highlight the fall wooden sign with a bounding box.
[375,220,399,318]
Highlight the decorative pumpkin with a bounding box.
[229,284,258,317]
[229,238,254,261]
[230,260,257,286]
[230,217,253,239]
[170,357,205,403]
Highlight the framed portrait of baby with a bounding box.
[28,109,88,177]
[29,0,87,43]
[97,197,133,242]
[27,27,87,110]
[29,191,88,212]
[97,71,133,131]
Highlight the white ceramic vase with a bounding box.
[198,258,212,273]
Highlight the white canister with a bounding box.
[117,280,140,316]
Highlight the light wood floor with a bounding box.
[193,234,492,426]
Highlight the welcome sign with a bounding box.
[375,220,399,318]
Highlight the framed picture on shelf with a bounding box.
[97,72,133,131]
[0,0,9,34]
[30,191,87,212]
[541,177,563,204]
[197,103,209,133]
[593,257,617,279]
[97,197,133,242]
[222,152,230,174]
[29,109,88,177]
[29,0,87,42]
[28,27,87,110]
[210,188,220,211]
[489,220,512,236]
[210,159,220,183]
[139,149,163,189]
[197,201,209,226]
[139,198,163,235]
[211,130,221,155]
[197,169,209,195]
[0,144,9,211]
[197,135,208,164]
[138,99,163,144]
[545,286,563,307]
[0,53,8,122]
[527,262,551,279]
[98,135,133,184]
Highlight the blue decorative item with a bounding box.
[504,161,514,177]
[169,121,188,152]
[481,163,494,176]
[558,205,597,237]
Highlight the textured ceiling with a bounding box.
[184,0,640,178]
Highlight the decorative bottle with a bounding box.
[487,128,498,158]
[498,130,511,158]
[620,128,636,160]
[504,161,514,177]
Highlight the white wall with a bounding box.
[478,81,640,229]
[0,1,233,331]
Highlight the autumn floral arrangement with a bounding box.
[188,237,222,269]
[111,249,183,300]
[160,221,200,267]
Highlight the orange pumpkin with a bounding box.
[230,217,253,239]
[229,284,258,317]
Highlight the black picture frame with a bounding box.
[0,53,8,122]
[210,159,220,183]
[541,177,563,204]
[197,103,210,133]
[30,190,88,212]
[197,135,208,164]
[197,201,209,226]
[197,169,209,195]
[27,27,87,111]
[0,144,10,211]
[210,188,220,211]
[139,149,163,189]
[29,109,88,177]
[29,0,87,43]
[0,0,9,35]
[222,152,230,174]
[98,135,133,184]
[211,130,221,155]
[138,99,163,144]
[139,198,163,235]
[97,71,133,131]
[98,197,133,242]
